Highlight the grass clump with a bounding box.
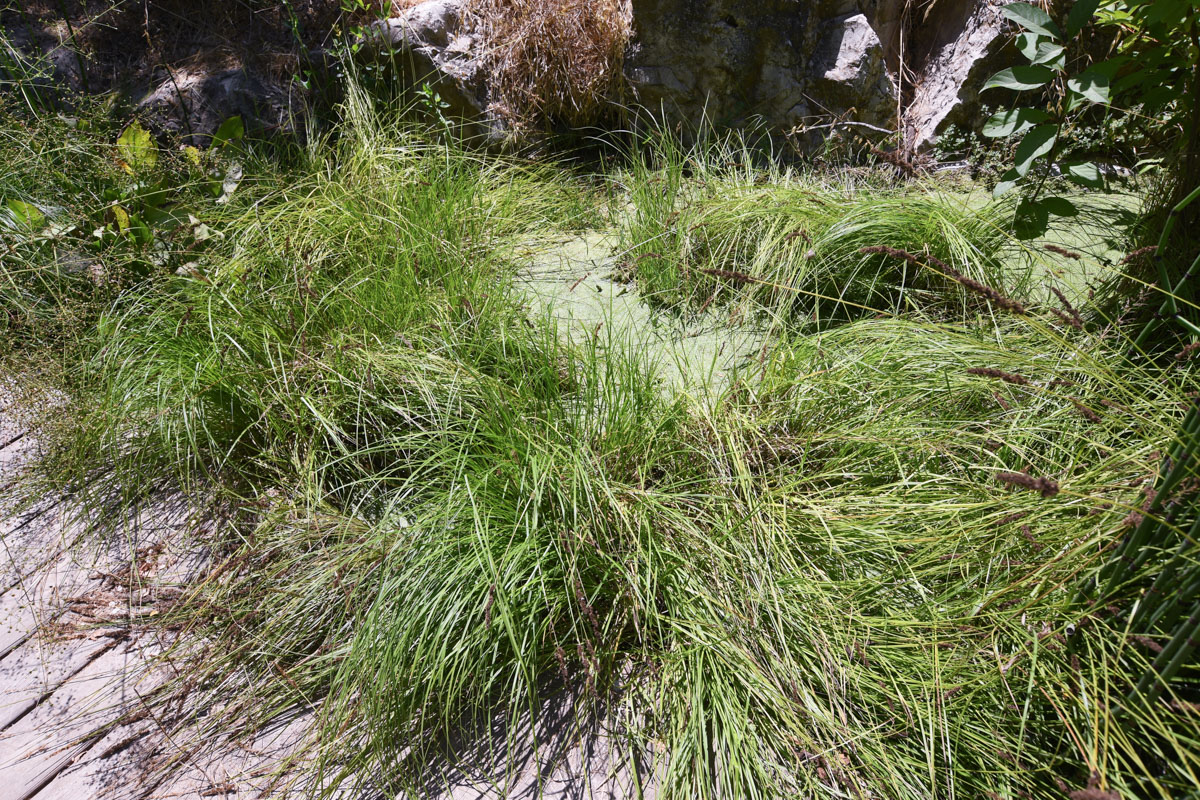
[615,135,1018,326]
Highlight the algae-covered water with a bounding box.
[516,232,766,395]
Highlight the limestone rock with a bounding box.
[137,65,294,147]
[355,0,493,132]
[809,13,896,126]
[624,0,896,142]
[900,0,1012,150]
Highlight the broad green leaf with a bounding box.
[1067,162,1104,188]
[1042,196,1079,217]
[1067,69,1111,104]
[1014,198,1051,239]
[1142,0,1189,25]
[116,121,157,174]
[211,116,244,148]
[982,107,1052,138]
[128,215,154,246]
[1016,32,1042,62]
[994,168,1021,199]
[5,199,45,229]
[1066,0,1102,36]
[1031,42,1066,70]
[1013,124,1058,177]
[137,182,172,210]
[1001,3,1062,38]
[984,65,1055,92]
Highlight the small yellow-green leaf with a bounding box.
[5,199,45,230]
[117,121,158,174]
[112,204,131,232]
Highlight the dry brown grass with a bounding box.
[463,0,632,131]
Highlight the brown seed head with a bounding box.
[997,471,1060,497]
[968,367,1030,386]
[1068,790,1119,800]
[1120,245,1157,264]
[1071,398,1102,424]
[1130,634,1164,653]
[698,267,758,285]
[1177,341,1200,361]
[1044,244,1083,260]
[1048,286,1084,329]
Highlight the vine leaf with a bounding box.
[1066,0,1102,37]
[982,107,1052,138]
[1001,3,1063,39]
[993,169,1021,199]
[1031,42,1066,70]
[1067,69,1111,104]
[212,116,245,149]
[1016,32,1042,62]
[984,65,1055,92]
[1013,124,1058,177]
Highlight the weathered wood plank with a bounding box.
[0,642,154,800]
[28,718,159,800]
[0,411,324,798]
[0,551,94,659]
[0,630,116,730]
[140,711,314,800]
[0,499,72,598]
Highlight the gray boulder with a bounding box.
[137,65,295,146]
[624,0,896,141]
[900,0,1012,150]
[354,0,497,135]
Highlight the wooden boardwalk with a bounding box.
[0,397,314,800]
[0,398,654,799]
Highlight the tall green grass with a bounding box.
[615,133,1019,327]
[4,95,1198,799]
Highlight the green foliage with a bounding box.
[617,132,1018,326]
[1099,0,1200,138]
[981,3,1113,237]
[4,86,1199,800]
[982,0,1200,239]
[0,104,274,363]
